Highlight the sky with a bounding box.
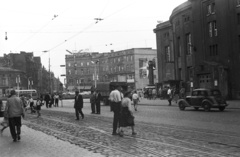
[0,0,187,83]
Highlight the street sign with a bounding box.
[60,65,65,67]
[61,74,66,76]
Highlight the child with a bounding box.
[36,98,42,117]
[0,117,9,134]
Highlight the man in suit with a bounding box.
[95,90,102,114]
[74,91,84,120]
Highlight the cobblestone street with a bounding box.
[1,99,240,157]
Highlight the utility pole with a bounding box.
[43,50,51,93]
[91,60,99,89]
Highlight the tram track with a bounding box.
[24,111,240,157]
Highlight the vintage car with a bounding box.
[177,88,228,111]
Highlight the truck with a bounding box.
[96,82,129,105]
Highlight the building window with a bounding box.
[186,33,192,55]
[207,3,215,15]
[165,46,171,62]
[208,21,217,37]
[68,63,71,67]
[175,20,180,26]
[213,21,217,36]
[184,16,190,22]
[87,62,89,66]
[237,13,240,24]
[179,68,182,80]
[164,32,169,38]
[177,37,181,57]
[208,22,213,37]
[209,44,218,56]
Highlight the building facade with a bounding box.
[65,48,158,91]
[154,0,240,99]
[0,51,61,95]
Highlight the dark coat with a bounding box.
[95,93,102,103]
[44,94,50,102]
[74,94,83,109]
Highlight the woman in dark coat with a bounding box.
[119,92,137,137]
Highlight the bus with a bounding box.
[5,89,38,99]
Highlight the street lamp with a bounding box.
[91,60,99,88]
[43,50,51,93]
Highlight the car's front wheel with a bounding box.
[219,106,225,111]
[203,102,211,112]
[179,101,185,111]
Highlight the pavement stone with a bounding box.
[0,120,104,157]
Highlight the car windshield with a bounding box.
[210,90,221,96]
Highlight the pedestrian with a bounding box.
[59,93,63,107]
[49,94,54,108]
[90,91,96,114]
[158,87,162,99]
[20,95,27,112]
[109,86,123,135]
[4,90,25,142]
[54,93,59,107]
[35,98,42,117]
[148,89,152,100]
[132,91,139,111]
[44,92,50,108]
[28,95,35,114]
[95,90,102,114]
[167,87,173,106]
[74,91,84,120]
[119,92,137,137]
[152,88,157,100]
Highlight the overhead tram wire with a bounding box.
[14,15,58,50]
[42,0,138,54]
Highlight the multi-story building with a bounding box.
[0,51,61,95]
[65,52,100,91]
[0,67,24,96]
[65,48,158,91]
[154,0,240,99]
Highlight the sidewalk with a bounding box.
[0,118,103,157]
[138,98,240,109]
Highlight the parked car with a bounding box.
[177,88,228,111]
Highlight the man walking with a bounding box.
[74,91,84,120]
[132,91,139,111]
[4,90,25,142]
[95,90,102,114]
[109,86,123,135]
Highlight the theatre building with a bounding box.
[154,0,240,99]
